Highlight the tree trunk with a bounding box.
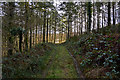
[30,27,32,49]
[46,12,49,43]
[88,2,91,33]
[77,18,79,36]
[81,13,83,34]
[93,2,95,30]
[67,15,70,39]
[108,2,111,26]
[25,2,29,51]
[102,3,104,28]
[7,2,15,56]
[74,20,76,36]
[113,2,115,25]
[49,13,52,43]
[33,26,34,46]
[36,14,38,44]
[97,8,100,31]
[43,10,46,43]
[85,11,87,32]
[54,12,56,43]
[19,31,22,52]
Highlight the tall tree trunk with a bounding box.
[102,3,104,28]
[108,2,111,26]
[70,21,72,37]
[30,8,32,49]
[51,13,55,43]
[54,12,56,43]
[113,2,115,25]
[97,8,100,31]
[49,13,52,42]
[46,12,49,43]
[77,18,78,35]
[79,13,81,35]
[81,13,83,34]
[52,29,54,43]
[67,14,70,39]
[104,8,106,27]
[30,27,32,49]
[38,12,40,43]
[74,20,76,36]
[36,13,38,44]
[33,25,34,46]
[43,10,46,43]
[87,2,91,33]
[19,31,22,52]
[93,2,95,30]
[7,2,15,56]
[40,13,42,43]
[25,2,29,51]
[35,24,37,44]
[85,11,87,32]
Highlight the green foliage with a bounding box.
[10,27,24,36]
[80,59,92,67]
[67,25,120,78]
[2,43,52,78]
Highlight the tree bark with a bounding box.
[113,2,115,25]
[25,2,29,51]
[108,2,111,26]
[43,10,46,43]
[46,12,49,43]
[67,14,70,39]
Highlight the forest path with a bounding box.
[43,45,78,78]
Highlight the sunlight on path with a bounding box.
[46,45,78,78]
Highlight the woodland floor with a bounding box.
[3,25,120,78]
[32,45,78,78]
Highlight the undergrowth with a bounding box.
[2,43,54,78]
[67,24,120,78]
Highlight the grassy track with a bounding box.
[45,45,78,78]
[29,44,78,78]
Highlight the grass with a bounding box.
[3,43,78,78]
[31,44,57,78]
[46,45,78,78]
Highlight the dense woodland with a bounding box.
[1,1,120,78]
